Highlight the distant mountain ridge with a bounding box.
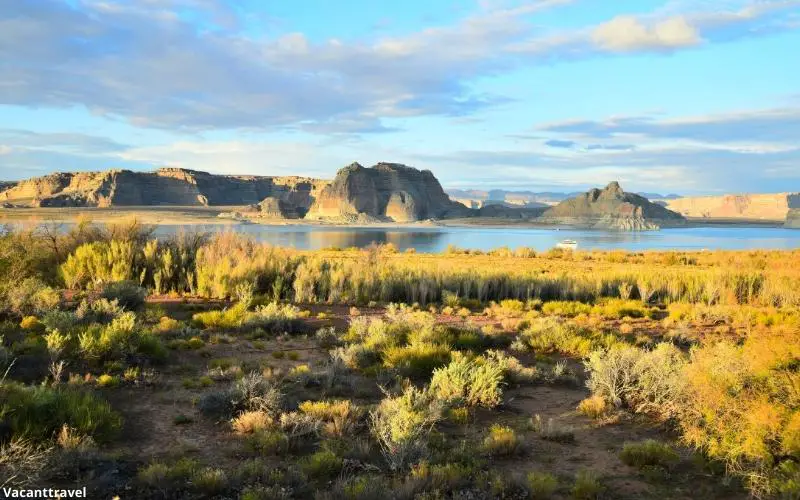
[665,193,800,222]
[446,188,682,209]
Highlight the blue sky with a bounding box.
[0,0,799,194]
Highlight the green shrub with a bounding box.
[0,382,122,443]
[519,318,610,357]
[100,280,146,310]
[191,467,228,495]
[244,430,289,455]
[5,278,60,316]
[75,298,124,323]
[299,449,343,482]
[61,240,137,289]
[542,301,592,318]
[77,311,145,361]
[383,343,451,378]
[482,424,521,456]
[370,386,443,471]
[246,302,303,333]
[527,471,559,499]
[192,302,249,330]
[591,299,653,319]
[299,400,362,437]
[571,469,604,499]
[619,440,679,470]
[429,354,504,408]
[584,343,686,418]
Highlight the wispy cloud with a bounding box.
[0,0,795,134]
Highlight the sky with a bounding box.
[0,0,799,195]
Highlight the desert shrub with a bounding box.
[332,345,380,371]
[233,410,274,435]
[482,424,521,456]
[0,438,52,488]
[677,327,800,495]
[246,302,303,333]
[299,400,362,437]
[279,412,321,441]
[75,298,124,323]
[5,278,60,316]
[542,301,592,318]
[96,374,119,388]
[41,310,79,333]
[61,240,137,289]
[245,430,289,455]
[0,382,121,443]
[19,316,43,332]
[383,343,451,378]
[138,457,200,489]
[530,414,574,443]
[315,326,339,348]
[407,461,474,493]
[192,302,250,330]
[591,299,653,319]
[232,372,283,415]
[370,386,443,471]
[619,440,679,470]
[76,311,143,361]
[198,390,235,419]
[99,280,146,310]
[190,467,228,495]
[571,469,604,499]
[585,343,686,419]
[484,350,539,384]
[519,318,613,357]
[577,395,608,419]
[526,471,559,499]
[299,449,343,482]
[429,354,504,408]
[442,290,461,308]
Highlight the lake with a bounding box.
[139,224,800,252]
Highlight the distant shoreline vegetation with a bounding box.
[2,218,798,307]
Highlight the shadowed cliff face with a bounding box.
[541,182,685,230]
[307,162,472,222]
[787,209,800,229]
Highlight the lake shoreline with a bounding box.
[0,207,791,230]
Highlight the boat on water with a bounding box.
[556,239,578,250]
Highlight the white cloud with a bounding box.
[592,15,702,51]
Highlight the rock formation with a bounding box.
[0,168,329,216]
[540,182,686,230]
[306,162,471,222]
[665,193,800,221]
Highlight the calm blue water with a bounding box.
[139,224,800,253]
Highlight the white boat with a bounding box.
[556,239,578,250]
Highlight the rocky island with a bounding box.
[538,182,686,230]
[305,162,471,222]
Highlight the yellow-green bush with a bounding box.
[382,343,452,378]
[429,354,504,408]
[619,440,679,469]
